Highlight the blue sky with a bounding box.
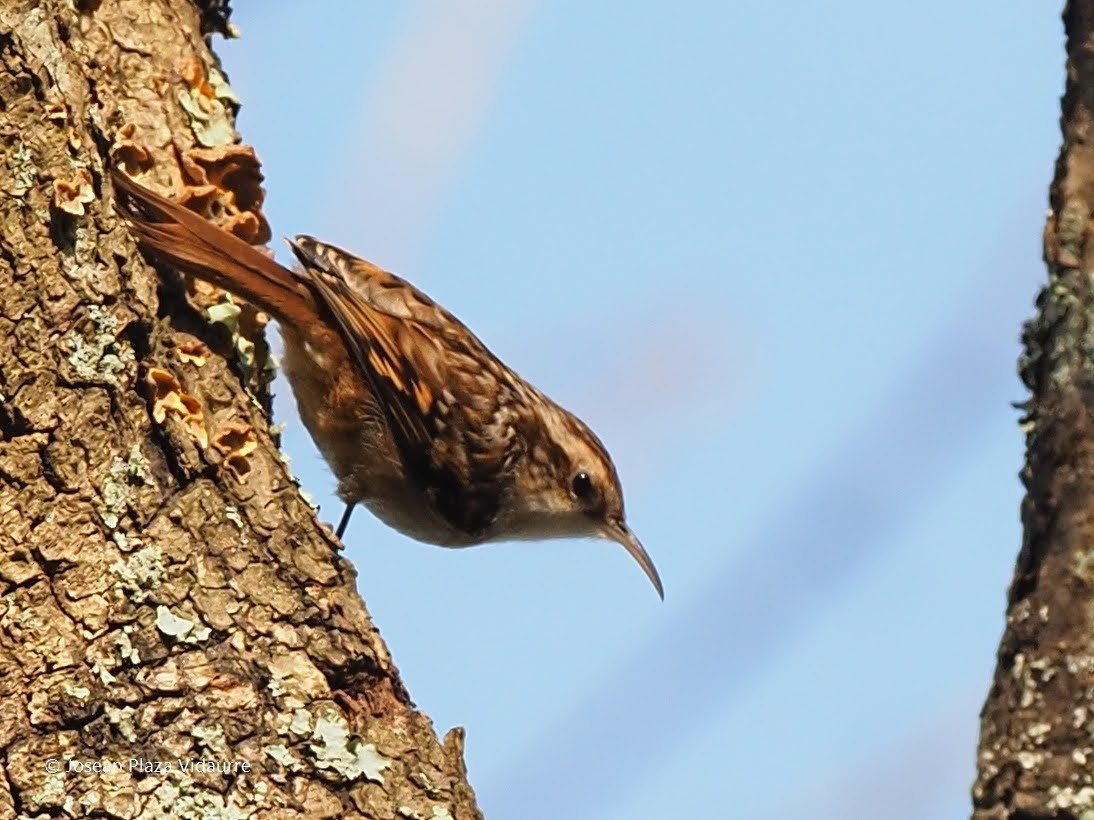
[219,3,1061,817]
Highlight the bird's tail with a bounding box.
[111,169,321,329]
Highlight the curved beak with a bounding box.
[606,520,663,599]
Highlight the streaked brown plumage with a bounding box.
[112,170,662,597]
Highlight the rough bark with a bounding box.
[972,3,1094,818]
[0,2,481,817]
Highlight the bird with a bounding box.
[111,169,662,598]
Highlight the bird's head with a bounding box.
[509,400,663,599]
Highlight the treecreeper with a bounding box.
[112,170,662,598]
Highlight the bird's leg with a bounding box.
[336,503,354,539]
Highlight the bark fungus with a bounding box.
[0,2,482,817]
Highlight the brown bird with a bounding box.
[112,170,662,598]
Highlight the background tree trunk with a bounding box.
[972,2,1094,818]
[0,2,481,817]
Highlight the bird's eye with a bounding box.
[571,471,595,502]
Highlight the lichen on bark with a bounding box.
[0,1,482,817]
[972,3,1094,819]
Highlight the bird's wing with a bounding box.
[289,236,521,537]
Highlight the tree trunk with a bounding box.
[972,3,1094,818]
[0,2,482,817]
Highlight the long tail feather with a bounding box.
[111,170,321,329]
